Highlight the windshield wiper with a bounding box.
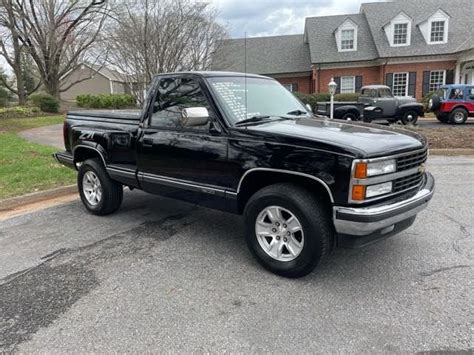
[286,109,309,116]
[234,115,271,127]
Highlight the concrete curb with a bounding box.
[0,185,77,212]
[429,148,474,156]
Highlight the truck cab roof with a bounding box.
[153,71,271,80]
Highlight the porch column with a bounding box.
[455,62,461,84]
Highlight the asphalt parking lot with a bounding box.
[0,156,473,353]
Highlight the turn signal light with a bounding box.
[354,163,368,179]
[352,185,366,201]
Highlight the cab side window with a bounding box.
[468,87,474,101]
[150,77,211,130]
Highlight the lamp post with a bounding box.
[328,77,337,120]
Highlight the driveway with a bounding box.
[0,156,473,353]
[18,124,64,149]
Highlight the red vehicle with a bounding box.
[428,84,474,124]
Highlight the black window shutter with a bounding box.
[385,73,393,88]
[334,77,341,94]
[422,71,430,97]
[445,69,454,84]
[355,76,363,92]
[408,72,416,97]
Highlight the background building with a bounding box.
[212,0,474,98]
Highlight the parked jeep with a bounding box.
[427,84,474,124]
[316,85,424,124]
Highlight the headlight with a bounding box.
[366,182,393,198]
[354,159,396,178]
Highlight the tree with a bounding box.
[106,0,226,103]
[0,0,39,104]
[11,0,109,99]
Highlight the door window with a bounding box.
[149,77,211,130]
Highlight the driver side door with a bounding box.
[137,75,233,205]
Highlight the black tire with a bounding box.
[243,183,333,278]
[78,158,123,215]
[401,110,418,125]
[448,108,468,125]
[436,114,448,123]
[342,112,358,121]
[428,95,441,112]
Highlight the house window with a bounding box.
[429,70,445,92]
[283,83,298,92]
[393,23,408,45]
[392,72,408,96]
[430,21,445,42]
[340,29,355,50]
[340,76,355,93]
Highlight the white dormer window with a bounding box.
[341,30,355,50]
[384,12,411,47]
[430,20,446,43]
[393,23,408,45]
[335,19,358,52]
[418,9,449,44]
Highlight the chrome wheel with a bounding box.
[454,111,465,123]
[255,206,304,262]
[82,171,102,206]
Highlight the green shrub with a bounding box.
[0,106,42,119]
[29,93,60,113]
[334,93,360,102]
[0,87,10,107]
[294,92,331,111]
[76,94,135,109]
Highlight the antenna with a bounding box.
[244,32,248,120]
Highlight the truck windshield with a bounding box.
[207,76,311,125]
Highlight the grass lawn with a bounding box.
[0,116,76,200]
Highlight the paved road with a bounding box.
[0,156,473,353]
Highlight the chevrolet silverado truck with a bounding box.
[316,85,424,124]
[54,72,435,278]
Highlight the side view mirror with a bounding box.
[305,104,313,113]
[181,107,209,127]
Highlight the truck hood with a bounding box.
[242,117,425,158]
[395,96,417,105]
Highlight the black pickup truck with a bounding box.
[55,71,434,278]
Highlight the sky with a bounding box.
[1,0,384,73]
[209,0,383,38]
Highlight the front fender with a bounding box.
[397,102,425,116]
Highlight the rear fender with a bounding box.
[334,105,361,118]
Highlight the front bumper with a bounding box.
[334,172,434,248]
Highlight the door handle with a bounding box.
[142,138,153,147]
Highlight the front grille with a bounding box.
[393,171,423,193]
[396,149,428,171]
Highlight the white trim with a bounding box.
[383,12,412,48]
[109,79,114,94]
[335,19,358,52]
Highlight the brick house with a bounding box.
[213,0,474,99]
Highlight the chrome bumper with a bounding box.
[334,172,435,237]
